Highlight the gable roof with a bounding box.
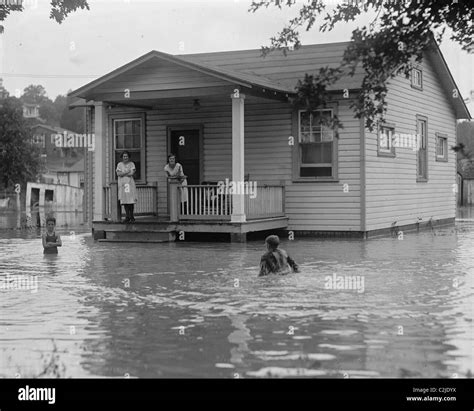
[68,41,470,119]
[69,42,364,103]
[31,124,76,136]
[177,41,363,92]
[425,43,471,120]
[69,49,298,101]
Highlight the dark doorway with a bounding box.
[45,190,54,202]
[169,128,201,185]
[31,188,40,227]
[30,188,40,207]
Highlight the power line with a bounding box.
[0,73,101,79]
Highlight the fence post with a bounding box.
[280,181,286,214]
[169,179,180,222]
[110,182,121,222]
[153,181,158,216]
[16,189,21,229]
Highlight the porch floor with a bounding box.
[92,215,289,242]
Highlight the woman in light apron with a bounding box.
[116,151,137,223]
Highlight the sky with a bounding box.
[0,0,472,115]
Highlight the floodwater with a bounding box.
[0,219,473,378]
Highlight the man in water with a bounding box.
[259,235,299,276]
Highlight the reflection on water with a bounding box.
[0,209,85,230]
[0,219,472,378]
[457,206,474,220]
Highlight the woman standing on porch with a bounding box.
[116,151,137,223]
[164,154,188,212]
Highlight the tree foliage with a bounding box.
[20,85,48,105]
[60,104,84,133]
[0,0,89,32]
[0,97,41,189]
[250,0,473,130]
[453,121,474,161]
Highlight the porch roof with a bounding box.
[68,49,296,104]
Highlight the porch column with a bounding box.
[230,92,246,223]
[93,102,107,221]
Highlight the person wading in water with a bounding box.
[259,235,299,276]
[42,217,62,254]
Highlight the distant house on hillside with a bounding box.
[30,124,85,188]
[69,39,471,241]
[22,103,40,119]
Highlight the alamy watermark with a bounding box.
[324,273,365,293]
[216,178,257,199]
[18,385,55,405]
[380,132,421,151]
[0,273,38,293]
[53,132,95,151]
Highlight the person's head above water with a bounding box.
[46,217,56,231]
[265,235,280,251]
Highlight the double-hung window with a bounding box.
[378,123,396,157]
[297,109,335,178]
[436,133,448,162]
[411,67,423,90]
[112,114,146,183]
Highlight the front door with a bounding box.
[169,128,201,185]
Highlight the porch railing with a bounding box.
[245,184,285,218]
[104,182,158,221]
[179,185,232,220]
[173,182,285,221]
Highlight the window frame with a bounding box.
[435,132,448,162]
[411,67,423,90]
[416,115,428,182]
[377,122,396,158]
[32,133,46,148]
[292,107,339,182]
[110,112,146,185]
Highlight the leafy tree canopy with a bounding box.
[250,0,473,130]
[0,97,41,189]
[20,85,48,105]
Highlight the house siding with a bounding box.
[286,98,361,231]
[364,53,457,231]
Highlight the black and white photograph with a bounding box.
[0,0,473,405]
